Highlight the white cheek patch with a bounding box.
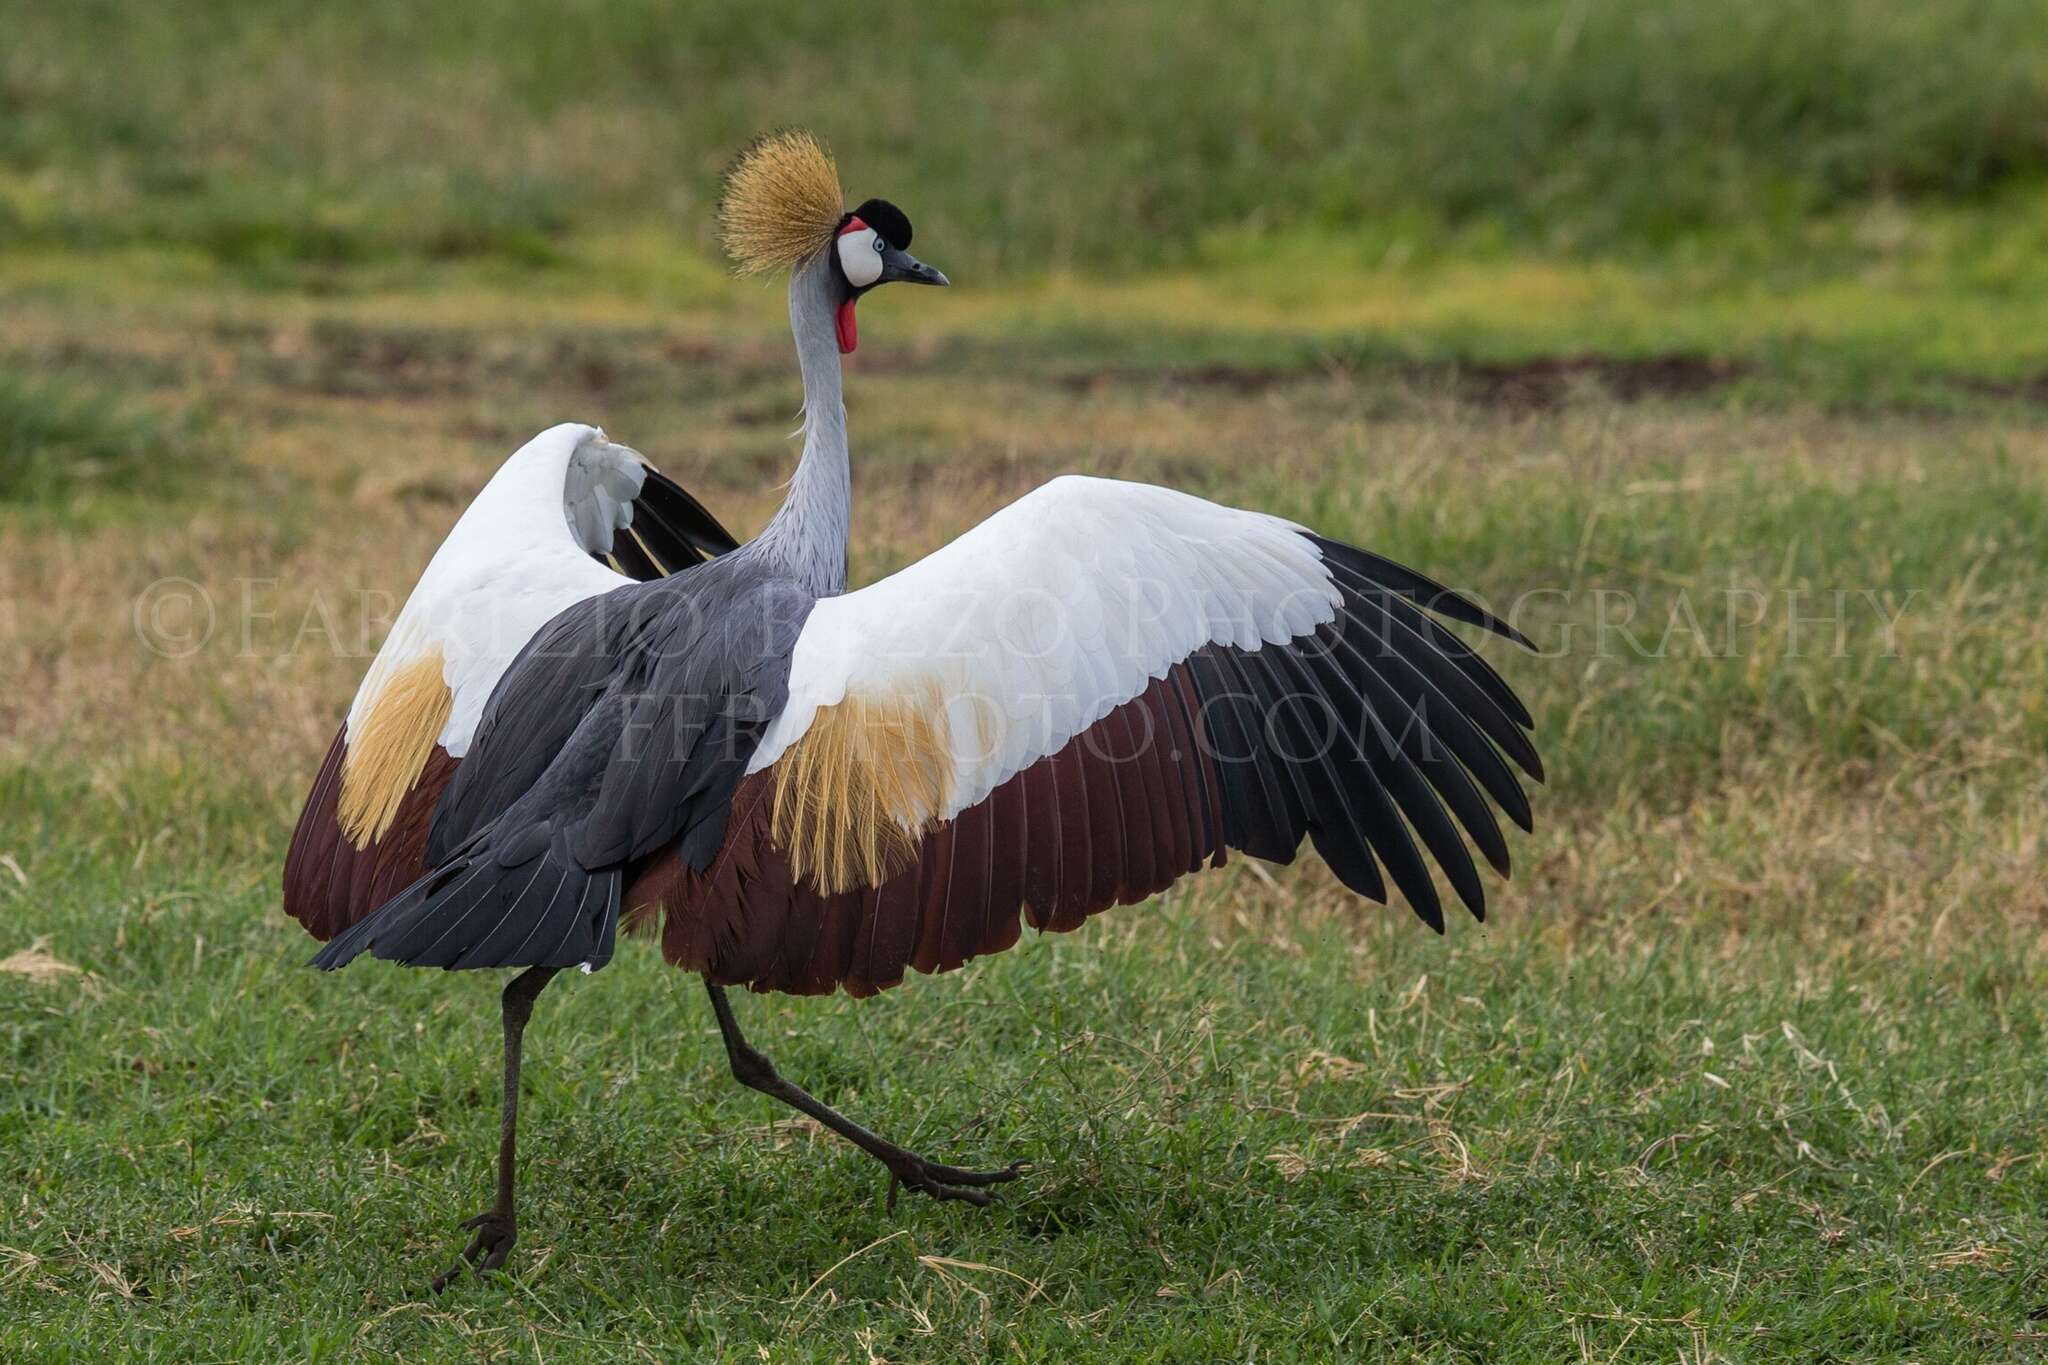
[837,228,884,288]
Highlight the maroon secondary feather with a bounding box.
[636,668,1227,997]
[283,729,460,942]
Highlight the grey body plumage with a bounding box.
[311,552,814,972]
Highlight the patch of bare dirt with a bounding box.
[212,314,1752,415]
[1057,363,1299,397]
[1444,354,1748,410]
[227,321,772,404]
[1054,353,1749,409]
[1963,373,2048,404]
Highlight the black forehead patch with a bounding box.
[850,198,912,250]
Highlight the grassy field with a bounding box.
[6,4,2048,1360]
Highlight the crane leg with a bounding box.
[432,964,561,1291]
[705,981,1026,1208]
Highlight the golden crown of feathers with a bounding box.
[718,130,846,276]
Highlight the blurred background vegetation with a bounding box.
[6,0,2048,274]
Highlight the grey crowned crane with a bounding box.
[284,130,1543,1288]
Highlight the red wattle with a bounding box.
[835,298,858,354]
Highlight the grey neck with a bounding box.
[753,252,851,596]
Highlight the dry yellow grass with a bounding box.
[4,275,2043,968]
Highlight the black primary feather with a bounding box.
[599,467,741,580]
[1168,536,1543,932]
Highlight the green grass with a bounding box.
[3,764,2043,1359]
[0,370,204,506]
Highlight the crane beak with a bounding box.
[838,241,949,353]
[877,243,949,288]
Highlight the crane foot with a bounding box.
[885,1157,1029,1212]
[430,1207,518,1292]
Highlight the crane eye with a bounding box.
[873,235,885,254]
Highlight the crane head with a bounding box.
[716,132,948,356]
[828,198,948,355]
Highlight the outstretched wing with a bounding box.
[284,436,740,946]
[311,561,811,972]
[644,476,1541,996]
